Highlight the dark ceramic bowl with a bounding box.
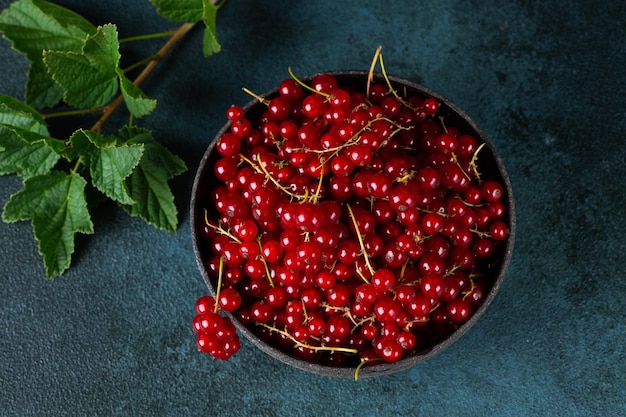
[191,71,515,378]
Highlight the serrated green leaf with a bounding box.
[149,0,203,22]
[118,125,152,143]
[43,51,119,109]
[43,136,69,158]
[2,170,93,277]
[0,100,48,134]
[66,129,144,204]
[123,159,178,231]
[90,141,144,205]
[66,128,119,163]
[148,0,222,56]
[117,70,157,117]
[0,125,59,177]
[201,0,220,56]
[0,0,95,59]
[43,24,121,109]
[80,23,121,73]
[0,0,96,108]
[0,94,47,126]
[0,101,57,177]
[25,60,64,109]
[66,129,95,163]
[118,126,186,231]
[79,128,120,148]
[121,126,187,179]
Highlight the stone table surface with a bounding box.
[0,0,625,416]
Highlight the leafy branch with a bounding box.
[0,0,225,278]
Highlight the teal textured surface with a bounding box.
[1,0,625,416]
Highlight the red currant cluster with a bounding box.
[194,71,509,368]
[192,295,241,360]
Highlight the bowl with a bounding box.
[190,70,515,378]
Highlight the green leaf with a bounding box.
[119,126,186,231]
[2,170,93,278]
[25,60,64,109]
[68,129,144,205]
[0,94,47,127]
[149,0,221,55]
[43,24,120,109]
[0,0,95,59]
[0,100,58,177]
[65,128,119,170]
[66,129,96,163]
[149,0,204,22]
[89,141,144,206]
[117,70,157,117]
[70,129,143,205]
[0,126,59,177]
[201,0,220,56]
[0,0,97,108]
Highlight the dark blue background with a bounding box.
[1,1,625,415]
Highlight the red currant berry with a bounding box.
[371,268,396,294]
[489,220,509,241]
[381,340,403,363]
[279,78,303,101]
[218,288,242,312]
[195,295,216,315]
[482,180,504,203]
[230,117,252,138]
[422,97,440,115]
[446,299,472,323]
[226,105,245,121]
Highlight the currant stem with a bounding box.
[202,208,242,243]
[366,45,383,98]
[288,67,330,98]
[377,52,396,97]
[122,54,161,73]
[469,142,486,182]
[291,115,410,157]
[346,203,375,280]
[90,22,197,133]
[214,256,225,313]
[257,240,275,287]
[118,30,177,43]
[42,106,106,119]
[240,153,308,202]
[354,357,384,382]
[71,158,82,174]
[242,87,269,105]
[452,151,473,183]
[259,323,359,355]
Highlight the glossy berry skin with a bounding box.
[195,295,216,315]
[218,288,242,312]
[194,71,510,369]
[226,105,245,121]
[447,299,472,323]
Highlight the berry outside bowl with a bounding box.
[190,70,516,379]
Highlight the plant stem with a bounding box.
[346,203,375,280]
[118,30,177,43]
[122,54,160,73]
[42,106,106,119]
[90,22,197,133]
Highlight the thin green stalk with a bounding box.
[71,158,82,174]
[42,107,105,119]
[118,30,176,43]
[122,54,160,73]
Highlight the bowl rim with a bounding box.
[190,70,516,378]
